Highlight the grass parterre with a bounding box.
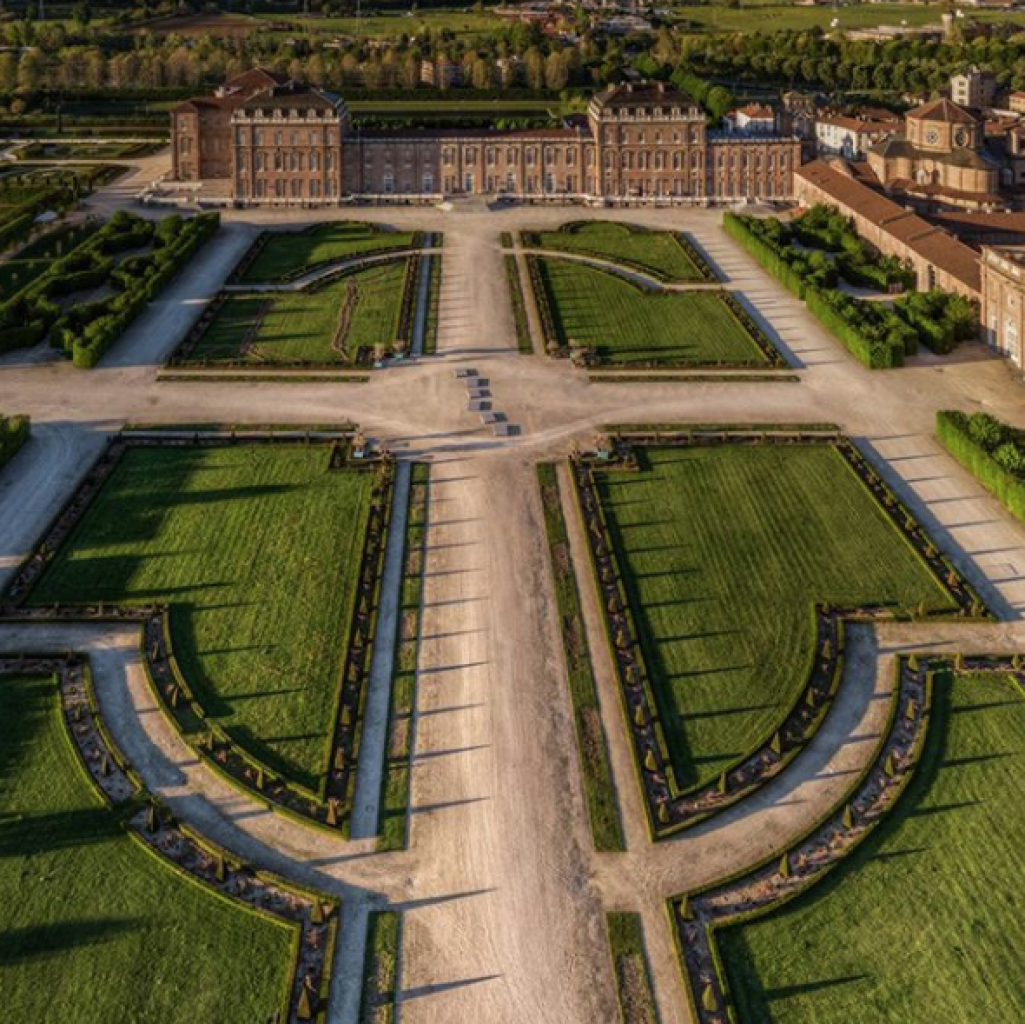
[27,444,374,792]
[719,669,1025,1023]
[0,672,295,1022]
[522,221,717,284]
[531,258,781,367]
[588,443,958,792]
[179,260,412,367]
[235,221,420,284]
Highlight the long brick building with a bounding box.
[171,70,801,205]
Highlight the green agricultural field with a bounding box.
[535,259,769,366]
[719,670,1025,1023]
[591,445,955,790]
[188,261,408,365]
[29,445,374,791]
[0,672,294,1022]
[529,222,709,282]
[240,222,418,283]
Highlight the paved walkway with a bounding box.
[3,198,1025,1023]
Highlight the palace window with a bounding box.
[383,172,394,194]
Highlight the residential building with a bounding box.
[951,66,997,109]
[815,111,901,160]
[723,104,776,135]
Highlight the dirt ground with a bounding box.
[3,187,1025,1024]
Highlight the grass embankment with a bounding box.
[591,445,956,790]
[538,463,624,852]
[30,445,374,791]
[189,262,407,365]
[534,259,769,366]
[359,911,401,1024]
[240,222,417,283]
[529,221,710,283]
[720,670,1025,1023]
[607,912,659,1024]
[0,673,294,1021]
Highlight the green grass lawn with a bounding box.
[530,222,708,282]
[29,446,374,791]
[240,222,418,283]
[719,670,1025,1023]
[535,259,766,366]
[591,445,955,790]
[190,262,407,365]
[0,672,294,1022]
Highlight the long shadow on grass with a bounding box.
[0,808,119,860]
[0,919,139,966]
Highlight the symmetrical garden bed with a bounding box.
[673,655,1025,1024]
[522,220,718,284]
[570,428,986,838]
[229,221,422,284]
[0,430,396,833]
[171,256,423,369]
[529,257,784,368]
[0,655,338,1023]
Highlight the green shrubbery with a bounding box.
[0,211,219,366]
[936,410,1025,521]
[724,210,976,368]
[0,414,30,470]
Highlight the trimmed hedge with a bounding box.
[936,409,1025,522]
[0,414,29,470]
[724,211,918,369]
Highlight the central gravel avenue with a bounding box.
[3,177,1025,1024]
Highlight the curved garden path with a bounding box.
[3,198,1025,1023]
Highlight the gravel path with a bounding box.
[3,199,1025,1024]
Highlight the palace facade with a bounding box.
[171,70,802,205]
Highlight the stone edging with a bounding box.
[0,430,396,835]
[2,654,340,1024]
[569,428,989,841]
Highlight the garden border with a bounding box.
[0,428,397,836]
[0,653,340,1024]
[667,651,1022,1024]
[568,426,988,841]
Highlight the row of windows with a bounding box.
[247,177,339,199]
[241,151,335,172]
[441,146,585,168]
[603,128,702,146]
[237,128,337,147]
[607,151,704,172]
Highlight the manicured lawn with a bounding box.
[0,672,294,1022]
[719,670,1025,1023]
[535,259,768,366]
[591,445,955,790]
[240,222,417,283]
[530,222,708,282]
[189,261,407,365]
[30,445,374,790]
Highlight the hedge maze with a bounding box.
[0,430,398,834]
[0,656,336,1023]
[671,656,1025,1024]
[569,428,986,839]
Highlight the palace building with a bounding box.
[170,70,802,206]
